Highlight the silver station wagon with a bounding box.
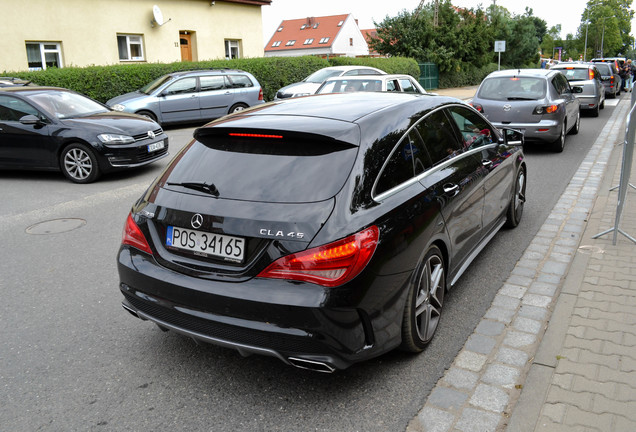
[107,69,264,126]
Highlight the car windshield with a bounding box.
[29,91,109,119]
[305,69,346,84]
[139,75,172,94]
[595,64,611,74]
[557,69,590,81]
[477,77,546,101]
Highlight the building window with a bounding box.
[26,42,62,70]
[225,40,240,59]
[338,20,344,27]
[277,26,283,32]
[301,24,307,30]
[117,35,144,61]
[319,37,330,44]
[272,41,281,47]
[313,23,319,29]
[304,39,314,45]
[285,40,296,46]
[350,38,353,46]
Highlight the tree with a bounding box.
[581,0,634,57]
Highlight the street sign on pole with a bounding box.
[494,41,506,70]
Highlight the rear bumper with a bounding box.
[492,119,561,143]
[117,247,407,371]
[575,95,602,110]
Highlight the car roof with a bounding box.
[0,86,73,95]
[322,74,413,82]
[485,69,556,79]
[216,92,457,124]
[168,69,249,78]
[551,62,595,69]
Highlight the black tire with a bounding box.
[591,104,600,117]
[551,122,566,153]
[136,110,158,123]
[569,110,580,135]
[229,103,248,114]
[60,143,101,184]
[504,166,526,229]
[400,245,445,352]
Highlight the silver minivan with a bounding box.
[471,69,581,153]
[107,69,264,125]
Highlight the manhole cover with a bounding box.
[577,245,605,255]
[26,218,87,235]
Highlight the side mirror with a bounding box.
[500,127,524,146]
[19,114,44,125]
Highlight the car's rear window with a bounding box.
[164,135,358,203]
[557,68,590,81]
[477,77,546,101]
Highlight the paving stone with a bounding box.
[455,408,501,432]
[513,316,543,334]
[475,320,505,337]
[496,347,529,367]
[414,407,455,432]
[469,384,509,412]
[455,351,487,372]
[482,364,520,389]
[465,334,497,355]
[428,386,468,410]
[503,330,537,348]
[443,367,479,390]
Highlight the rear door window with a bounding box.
[375,131,431,195]
[415,109,463,165]
[200,76,227,91]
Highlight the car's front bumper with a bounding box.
[101,135,169,170]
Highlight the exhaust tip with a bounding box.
[122,303,140,319]
[288,357,336,373]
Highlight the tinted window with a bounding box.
[415,110,462,165]
[478,77,546,101]
[0,95,40,121]
[376,131,430,195]
[200,76,227,91]
[167,136,358,203]
[164,78,197,95]
[447,106,495,150]
[228,75,253,88]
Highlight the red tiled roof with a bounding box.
[265,14,350,52]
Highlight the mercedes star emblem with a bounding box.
[191,214,203,229]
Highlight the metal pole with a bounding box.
[584,21,589,61]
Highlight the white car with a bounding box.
[315,74,427,95]
[274,65,386,99]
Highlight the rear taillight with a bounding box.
[122,213,153,255]
[533,105,558,115]
[258,88,264,101]
[470,103,483,113]
[257,226,379,287]
[589,69,595,80]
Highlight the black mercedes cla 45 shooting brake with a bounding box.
[117,92,526,372]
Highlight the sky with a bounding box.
[261,0,624,44]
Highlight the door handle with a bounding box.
[443,183,459,195]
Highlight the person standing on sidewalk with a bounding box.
[625,59,635,92]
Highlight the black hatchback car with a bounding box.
[0,87,168,183]
[117,93,526,371]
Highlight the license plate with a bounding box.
[166,226,245,262]
[148,140,165,153]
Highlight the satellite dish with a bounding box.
[152,5,164,26]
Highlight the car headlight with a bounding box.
[98,133,135,144]
[111,104,125,112]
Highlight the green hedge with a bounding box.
[6,56,420,103]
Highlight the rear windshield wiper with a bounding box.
[167,181,219,197]
[507,97,536,101]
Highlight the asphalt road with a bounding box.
[0,96,623,431]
